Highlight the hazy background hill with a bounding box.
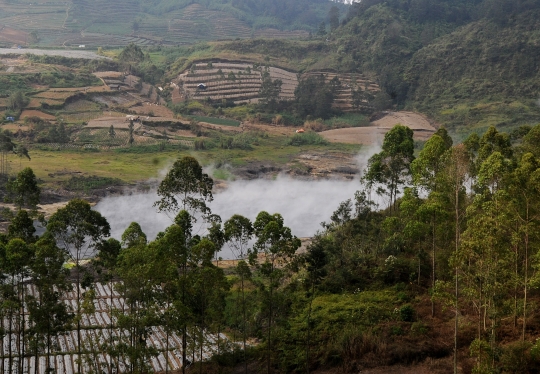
[0,0,345,47]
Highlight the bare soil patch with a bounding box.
[129,103,174,117]
[320,126,386,145]
[93,71,123,79]
[320,111,437,145]
[21,109,56,120]
[86,116,142,129]
[288,151,359,179]
[0,26,28,45]
[373,111,438,131]
[242,121,298,136]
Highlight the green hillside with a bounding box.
[333,0,540,136]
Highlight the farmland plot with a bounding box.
[0,283,227,373]
[302,71,381,112]
[179,61,298,104]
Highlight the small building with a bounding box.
[197,83,207,90]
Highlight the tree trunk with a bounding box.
[454,172,459,374]
[432,213,436,318]
[242,274,248,374]
[267,263,274,374]
[522,202,530,341]
[21,282,26,374]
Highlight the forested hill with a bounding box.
[329,0,540,137]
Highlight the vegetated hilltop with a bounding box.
[0,0,345,47]
[333,0,540,136]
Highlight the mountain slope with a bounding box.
[405,9,540,137]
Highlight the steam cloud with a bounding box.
[94,146,382,259]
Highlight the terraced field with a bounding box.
[179,61,298,104]
[178,61,380,110]
[303,71,380,113]
[0,0,311,47]
[1,283,223,373]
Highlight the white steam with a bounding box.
[94,146,381,259]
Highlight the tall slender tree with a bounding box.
[224,214,253,373]
[47,199,110,374]
[363,124,415,210]
[253,211,301,374]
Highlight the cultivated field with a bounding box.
[320,111,437,145]
[302,71,380,113]
[177,61,381,111]
[0,25,27,45]
[0,48,107,60]
[178,61,298,104]
[1,283,225,373]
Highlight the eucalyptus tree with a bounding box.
[7,209,37,243]
[155,156,214,220]
[94,236,122,373]
[187,238,229,374]
[437,144,471,374]
[47,199,110,373]
[115,238,161,374]
[121,222,147,249]
[224,214,253,373]
[0,241,6,374]
[4,238,34,374]
[363,124,415,210]
[5,167,41,211]
[460,151,514,372]
[156,211,196,374]
[252,211,301,374]
[27,233,72,374]
[411,132,452,316]
[507,153,540,339]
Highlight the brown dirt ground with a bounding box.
[320,111,437,145]
[93,71,123,79]
[130,103,174,117]
[1,123,29,131]
[86,116,142,129]
[242,121,298,136]
[0,26,28,45]
[21,109,56,120]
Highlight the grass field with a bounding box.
[185,114,240,127]
[5,133,359,188]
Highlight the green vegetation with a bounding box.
[6,125,540,373]
[285,131,328,146]
[62,175,125,191]
[185,115,240,127]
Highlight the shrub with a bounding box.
[399,304,415,322]
[286,131,328,146]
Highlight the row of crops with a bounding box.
[179,62,298,104]
[1,283,224,373]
